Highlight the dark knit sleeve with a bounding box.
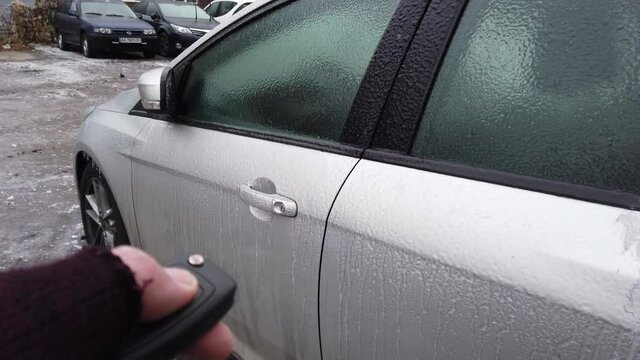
[0,247,142,360]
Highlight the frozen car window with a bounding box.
[179,0,398,141]
[412,0,640,195]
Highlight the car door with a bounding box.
[320,0,640,358]
[55,1,72,39]
[129,0,400,359]
[66,0,81,44]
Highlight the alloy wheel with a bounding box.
[82,177,118,248]
[82,38,89,57]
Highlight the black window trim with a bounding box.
[130,0,425,158]
[366,0,640,211]
[366,149,640,210]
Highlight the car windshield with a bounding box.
[80,1,136,17]
[159,3,209,19]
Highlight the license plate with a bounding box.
[119,37,142,43]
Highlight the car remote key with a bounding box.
[115,254,236,360]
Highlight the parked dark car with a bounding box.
[133,0,218,57]
[53,0,159,58]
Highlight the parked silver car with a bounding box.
[75,0,640,358]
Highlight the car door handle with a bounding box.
[238,184,298,218]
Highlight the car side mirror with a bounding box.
[68,9,78,16]
[137,67,164,111]
[152,14,161,22]
[140,13,153,22]
[137,67,179,116]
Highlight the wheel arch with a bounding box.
[75,150,91,188]
[74,147,141,248]
[75,99,151,249]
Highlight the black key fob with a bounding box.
[115,254,236,360]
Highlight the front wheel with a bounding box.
[79,164,130,248]
[57,31,69,51]
[158,32,174,58]
[81,34,96,58]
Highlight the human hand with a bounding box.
[112,246,233,360]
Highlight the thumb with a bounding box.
[112,246,199,322]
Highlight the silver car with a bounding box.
[75,0,640,358]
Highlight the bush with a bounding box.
[1,0,57,48]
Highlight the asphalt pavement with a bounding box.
[0,45,169,269]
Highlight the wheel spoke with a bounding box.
[85,194,100,214]
[92,227,103,245]
[103,208,114,220]
[90,178,102,210]
[83,175,124,248]
[85,209,100,225]
[92,178,110,214]
[103,230,115,249]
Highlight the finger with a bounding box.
[185,322,234,360]
[112,246,199,321]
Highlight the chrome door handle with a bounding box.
[238,184,298,218]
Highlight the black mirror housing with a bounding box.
[160,67,178,117]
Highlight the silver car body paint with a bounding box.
[130,120,358,360]
[137,67,164,110]
[320,159,640,359]
[75,88,148,248]
[75,0,640,358]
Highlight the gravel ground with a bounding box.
[0,45,169,269]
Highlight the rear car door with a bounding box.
[129,0,400,359]
[320,0,640,358]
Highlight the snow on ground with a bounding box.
[0,45,169,269]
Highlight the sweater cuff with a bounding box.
[0,247,143,360]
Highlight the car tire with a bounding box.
[143,51,155,59]
[79,163,130,248]
[158,32,174,58]
[57,31,69,51]
[81,33,96,58]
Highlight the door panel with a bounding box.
[131,121,358,360]
[67,1,80,44]
[320,160,640,359]
[57,13,72,40]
